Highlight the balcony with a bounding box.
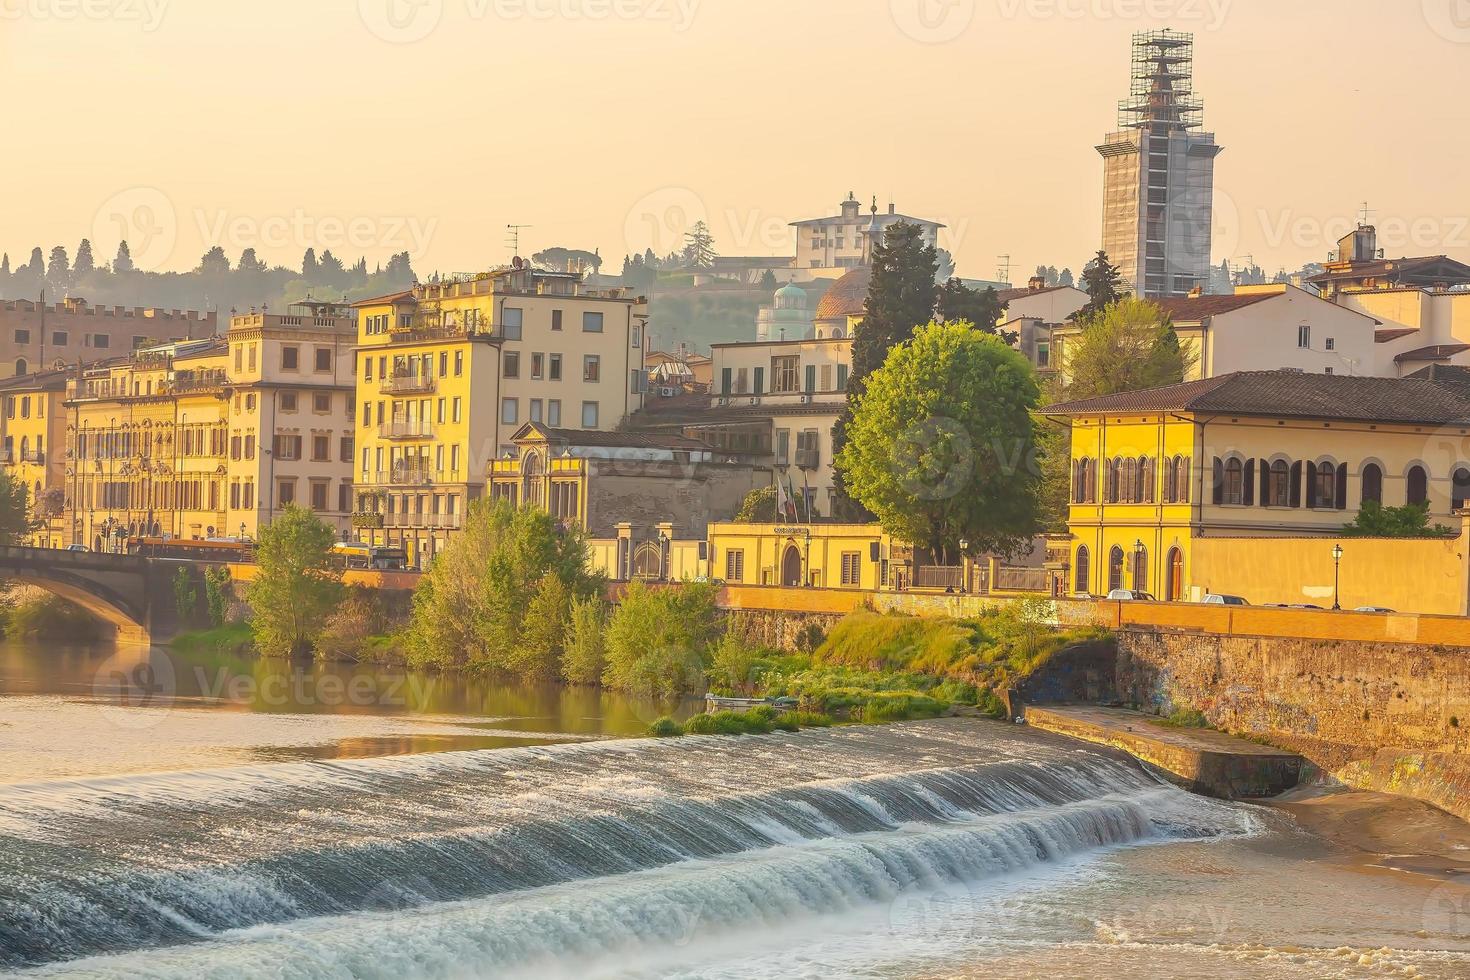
[794,448,821,470]
[381,373,436,395]
[380,420,434,440]
[21,451,45,465]
[387,465,433,485]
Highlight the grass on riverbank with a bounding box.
[169,621,255,656]
[648,706,835,737]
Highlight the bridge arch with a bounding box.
[0,548,157,643]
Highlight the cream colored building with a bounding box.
[791,193,942,281]
[62,301,357,551]
[351,265,649,565]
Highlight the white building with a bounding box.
[755,282,815,342]
[790,193,942,281]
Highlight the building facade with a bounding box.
[1,297,214,379]
[1048,371,1470,608]
[1097,30,1221,298]
[350,265,649,565]
[0,369,69,547]
[790,193,942,280]
[61,301,357,551]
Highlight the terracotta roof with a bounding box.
[1394,344,1470,363]
[1150,292,1279,320]
[995,284,1072,304]
[814,266,871,320]
[1375,327,1420,343]
[351,290,415,308]
[1044,370,1470,425]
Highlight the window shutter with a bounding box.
[1243,459,1256,506]
[1305,462,1318,507]
[1212,457,1223,505]
[1259,459,1270,505]
[1335,463,1348,511]
[1290,461,1303,507]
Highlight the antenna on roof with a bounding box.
[1358,201,1375,227]
[996,254,1012,284]
[506,224,532,259]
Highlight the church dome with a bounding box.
[774,282,806,310]
[815,265,871,320]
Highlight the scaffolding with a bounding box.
[1117,29,1204,132]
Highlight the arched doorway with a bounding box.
[632,541,662,580]
[1166,548,1184,601]
[522,453,544,509]
[1074,546,1090,596]
[780,544,803,587]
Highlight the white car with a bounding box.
[1203,594,1249,606]
[1106,589,1156,602]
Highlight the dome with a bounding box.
[774,282,806,310]
[815,265,872,320]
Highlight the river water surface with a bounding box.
[3,638,1470,978]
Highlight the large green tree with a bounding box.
[404,499,600,672]
[936,277,1009,339]
[1035,296,1197,529]
[832,222,940,511]
[0,470,32,544]
[246,505,344,656]
[836,321,1041,562]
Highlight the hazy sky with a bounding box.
[3,0,1468,282]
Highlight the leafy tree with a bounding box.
[936,278,1008,339]
[1060,296,1195,400]
[561,595,607,685]
[758,268,777,290]
[46,245,69,283]
[204,565,233,625]
[404,499,599,671]
[1058,267,1074,287]
[0,254,9,276]
[173,567,198,623]
[301,248,319,279]
[682,221,716,268]
[733,485,778,523]
[1074,249,1124,321]
[74,239,95,276]
[603,580,720,697]
[237,248,267,273]
[113,241,134,273]
[934,247,956,282]
[1342,501,1453,538]
[318,249,346,285]
[0,470,32,544]
[246,505,344,656]
[25,247,44,277]
[198,246,230,275]
[506,574,572,680]
[836,321,1041,562]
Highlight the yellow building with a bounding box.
[1047,370,1470,612]
[62,301,357,551]
[0,368,69,547]
[707,522,890,590]
[351,265,649,565]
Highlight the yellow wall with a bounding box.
[708,522,886,589]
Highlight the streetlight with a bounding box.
[1332,543,1344,610]
[1134,538,1145,591]
[958,538,970,594]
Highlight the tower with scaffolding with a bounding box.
[1096,30,1222,298]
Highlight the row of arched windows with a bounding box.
[1074,544,1187,600]
[1072,455,1191,505]
[1209,457,1460,511]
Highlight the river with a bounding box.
[3,637,1470,979]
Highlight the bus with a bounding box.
[126,537,252,562]
[331,542,409,571]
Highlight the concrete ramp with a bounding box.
[1026,705,1304,799]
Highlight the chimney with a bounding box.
[1028,276,1046,292]
[888,202,895,215]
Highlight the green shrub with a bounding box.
[647,717,684,737]
[603,580,720,698]
[976,687,1009,719]
[3,596,103,641]
[778,710,833,728]
[1164,707,1209,728]
[204,566,233,626]
[561,595,607,685]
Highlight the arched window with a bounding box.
[1453,467,1470,511]
[1361,463,1383,505]
[13,358,26,376]
[1139,456,1154,503]
[1074,545,1090,595]
[1122,458,1137,503]
[1109,457,1122,503]
[522,452,544,508]
[1309,461,1337,509]
[1166,548,1184,601]
[1108,546,1125,592]
[1266,460,1291,507]
[1407,465,1429,507]
[1174,456,1190,503]
[1133,545,1148,592]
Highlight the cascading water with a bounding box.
[0,720,1258,978]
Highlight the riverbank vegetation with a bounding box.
[0,594,104,642]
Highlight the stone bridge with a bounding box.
[0,546,206,644]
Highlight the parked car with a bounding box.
[1354,606,1395,614]
[1203,594,1249,606]
[64,544,88,552]
[1106,589,1156,601]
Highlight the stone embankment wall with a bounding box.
[1108,628,1470,820]
[721,608,844,652]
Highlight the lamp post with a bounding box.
[1332,543,1344,610]
[1134,538,1145,592]
[958,537,970,594]
[657,529,670,582]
